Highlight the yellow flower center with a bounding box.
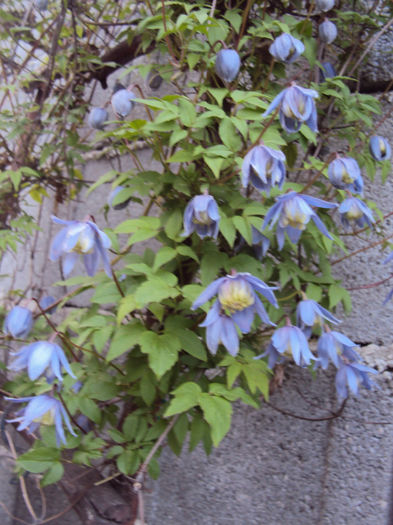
[193,211,213,226]
[341,170,354,184]
[219,279,255,313]
[346,204,363,220]
[34,408,55,426]
[69,229,94,254]
[281,202,308,230]
[379,138,386,155]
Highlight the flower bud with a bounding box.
[39,296,57,315]
[88,107,108,130]
[315,0,335,12]
[4,306,33,339]
[111,88,136,119]
[215,49,241,82]
[369,135,391,161]
[319,20,337,44]
[269,33,304,64]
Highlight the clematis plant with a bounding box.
[339,197,375,229]
[183,193,220,239]
[269,33,304,64]
[242,143,286,194]
[369,135,391,161]
[4,306,33,339]
[215,49,241,82]
[328,156,363,194]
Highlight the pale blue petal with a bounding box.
[191,277,226,310]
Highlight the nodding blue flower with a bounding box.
[199,301,239,356]
[251,227,270,260]
[263,83,318,134]
[9,340,76,382]
[242,144,286,194]
[369,135,391,161]
[111,84,136,119]
[296,298,340,338]
[108,186,131,210]
[35,0,48,10]
[328,156,363,194]
[6,395,77,446]
[215,49,241,82]
[39,296,57,315]
[254,342,285,369]
[183,194,220,239]
[4,306,33,339]
[316,0,335,11]
[335,360,378,399]
[339,197,374,229]
[262,191,337,250]
[49,216,112,277]
[269,33,305,64]
[192,272,278,343]
[256,323,316,367]
[88,107,109,130]
[319,20,337,44]
[316,329,358,370]
[319,62,336,82]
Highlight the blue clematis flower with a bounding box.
[242,144,286,194]
[369,135,391,161]
[4,306,33,339]
[88,107,109,130]
[328,156,363,194]
[319,20,337,44]
[319,62,336,82]
[316,0,335,11]
[254,341,285,369]
[262,83,318,134]
[269,33,305,64]
[111,84,136,119]
[335,360,378,399]
[192,272,278,353]
[251,227,270,260]
[339,197,374,229]
[199,301,239,356]
[39,296,57,315]
[6,395,77,446]
[316,329,357,369]
[296,298,340,338]
[256,323,316,367]
[215,49,241,82]
[9,340,76,382]
[262,191,337,250]
[183,194,220,239]
[50,216,112,277]
[108,186,131,210]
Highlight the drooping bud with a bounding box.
[319,20,338,44]
[88,107,109,130]
[315,0,335,12]
[215,49,241,82]
[369,135,391,161]
[269,33,305,64]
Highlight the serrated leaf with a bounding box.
[107,322,145,361]
[164,382,202,417]
[199,394,232,447]
[41,462,64,486]
[153,246,177,272]
[18,448,60,473]
[140,332,180,378]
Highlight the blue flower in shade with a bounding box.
[4,306,33,339]
[199,301,239,356]
[319,62,336,82]
[269,33,305,64]
[39,296,57,315]
[263,83,318,134]
[369,135,391,161]
[6,395,77,446]
[215,49,241,82]
[262,191,337,250]
[256,323,316,367]
[296,299,340,337]
[339,197,374,229]
[183,194,220,239]
[88,107,109,130]
[328,156,363,194]
[111,84,136,119]
[50,216,112,277]
[251,227,270,260]
[316,329,357,369]
[192,272,278,344]
[319,20,337,44]
[9,340,76,382]
[335,360,378,399]
[242,144,286,194]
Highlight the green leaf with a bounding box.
[18,448,60,473]
[164,208,183,239]
[41,462,64,486]
[140,331,180,378]
[79,398,102,424]
[189,412,208,452]
[199,393,232,447]
[177,328,207,360]
[178,98,197,126]
[134,277,178,307]
[219,118,242,151]
[232,216,252,245]
[242,361,270,398]
[117,449,140,475]
[117,295,138,325]
[164,382,202,417]
[173,413,189,446]
[140,370,157,405]
[219,214,236,247]
[107,322,145,361]
[153,246,177,272]
[177,245,199,262]
[204,156,224,179]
